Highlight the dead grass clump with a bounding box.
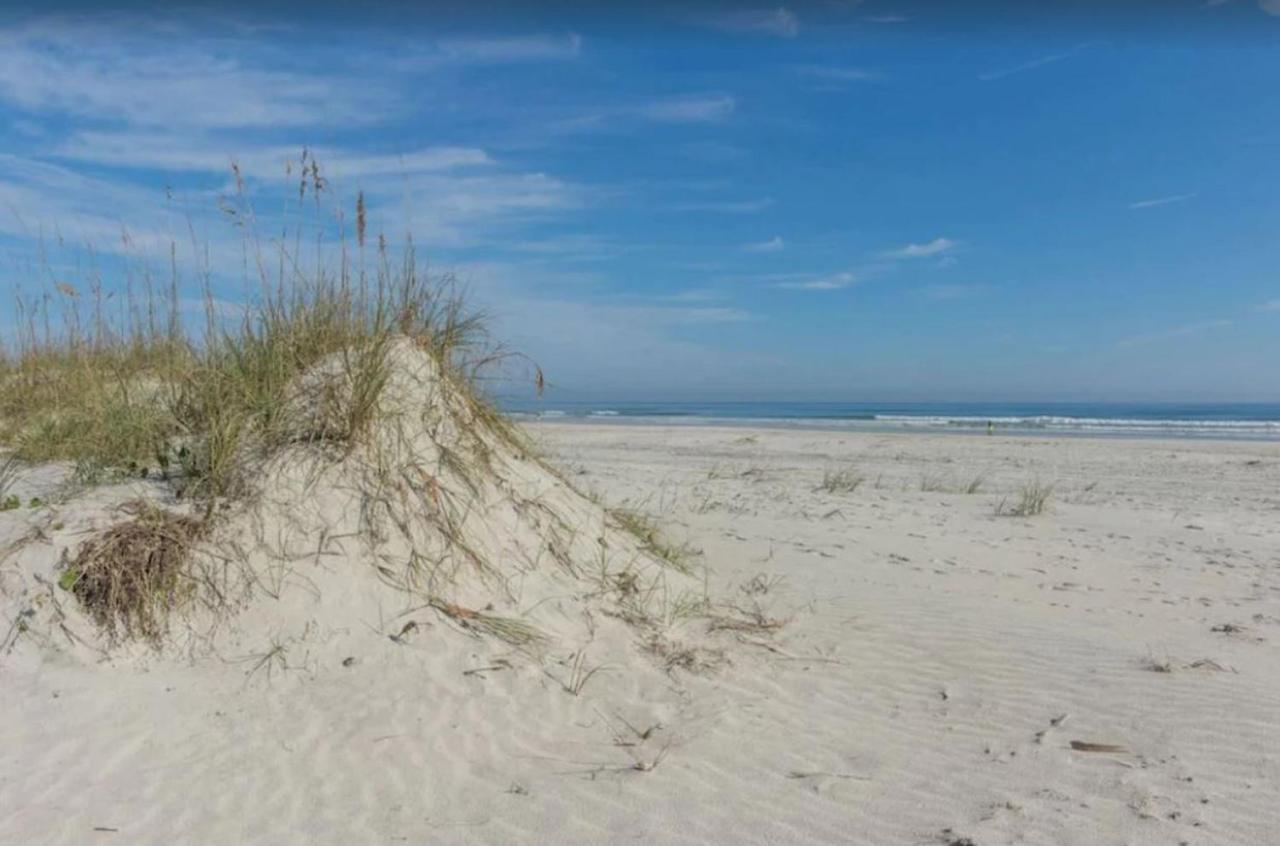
[643,633,726,674]
[62,505,207,644]
[429,599,549,651]
[816,466,864,493]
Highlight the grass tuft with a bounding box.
[996,480,1053,517]
[62,504,207,645]
[816,466,864,493]
[611,507,697,574]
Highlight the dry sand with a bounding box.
[3,420,1279,844]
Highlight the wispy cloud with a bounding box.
[1129,192,1198,210]
[53,132,493,178]
[1261,0,1280,15]
[638,94,736,123]
[1256,299,1280,312]
[556,94,737,132]
[1117,319,1232,348]
[882,237,958,260]
[978,42,1093,82]
[674,198,773,214]
[794,66,883,85]
[864,15,910,24]
[701,8,800,38]
[917,283,987,301]
[434,33,582,62]
[745,236,785,252]
[0,19,395,129]
[776,271,856,291]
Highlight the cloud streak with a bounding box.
[978,42,1093,81]
[1117,319,1232,348]
[776,271,855,291]
[882,237,957,260]
[1129,192,1198,210]
[701,8,800,38]
[744,236,785,252]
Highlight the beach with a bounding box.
[2,421,1277,844]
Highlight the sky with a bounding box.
[1,1,1279,403]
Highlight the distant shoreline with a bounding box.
[520,412,1280,443]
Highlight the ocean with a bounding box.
[501,400,1280,441]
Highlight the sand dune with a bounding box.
[3,419,1279,844]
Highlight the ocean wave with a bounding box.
[872,414,1280,433]
[511,406,1280,440]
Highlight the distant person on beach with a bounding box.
[987,421,994,436]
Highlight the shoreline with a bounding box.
[522,415,1280,445]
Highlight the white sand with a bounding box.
[3,420,1279,844]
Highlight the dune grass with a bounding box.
[610,507,698,574]
[816,466,864,493]
[0,160,505,502]
[996,480,1054,517]
[4,154,703,651]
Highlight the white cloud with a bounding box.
[702,8,800,38]
[776,272,855,291]
[1261,0,1280,15]
[795,66,883,85]
[434,33,582,62]
[552,94,737,133]
[674,198,773,214]
[1129,192,1198,210]
[638,95,737,124]
[978,43,1093,82]
[917,283,986,301]
[864,15,910,24]
[54,132,493,179]
[1257,299,1280,312]
[0,19,394,130]
[882,237,958,260]
[1117,319,1232,348]
[744,236,785,252]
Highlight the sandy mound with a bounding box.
[2,339,722,673]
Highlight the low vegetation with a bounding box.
[610,507,698,574]
[996,480,1053,517]
[0,155,560,646]
[816,466,864,493]
[0,156,509,504]
[62,503,207,644]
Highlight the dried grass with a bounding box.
[816,466,864,493]
[63,505,207,645]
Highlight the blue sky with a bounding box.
[1,1,1279,402]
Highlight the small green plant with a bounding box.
[1,494,19,511]
[58,568,81,592]
[961,475,985,494]
[816,466,864,493]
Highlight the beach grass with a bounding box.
[816,466,865,493]
[997,480,1053,517]
[0,157,503,502]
